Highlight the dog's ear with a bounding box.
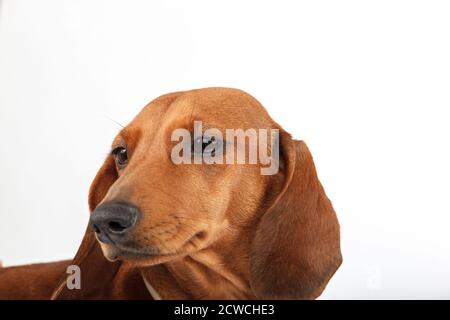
[250,134,342,299]
[88,156,118,212]
[52,156,121,299]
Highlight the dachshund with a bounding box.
[0,87,342,299]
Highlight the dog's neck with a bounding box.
[140,228,257,299]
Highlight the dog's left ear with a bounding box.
[52,156,122,299]
[250,133,342,299]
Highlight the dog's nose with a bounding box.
[90,201,139,243]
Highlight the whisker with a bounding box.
[104,115,125,128]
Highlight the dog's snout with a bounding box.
[90,201,139,243]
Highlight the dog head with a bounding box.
[56,88,342,299]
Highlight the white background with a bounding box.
[1,0,449,299]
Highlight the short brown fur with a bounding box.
[0,88,342,299]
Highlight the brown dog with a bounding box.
[0,87,342,299]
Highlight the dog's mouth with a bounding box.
[99,242,180,263]
[95,235,172,262]
[95,231,208,263]
[108,246,172,262]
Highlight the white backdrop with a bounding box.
[1,0,450,299]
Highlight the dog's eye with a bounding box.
[112,146,128,168]
[193,136,222,156]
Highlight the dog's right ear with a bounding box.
[88,156,118,212]
[52,155,120,299]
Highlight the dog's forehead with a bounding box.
[129,88,276,133]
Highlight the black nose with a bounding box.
[90,201,139,244]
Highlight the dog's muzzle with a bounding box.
[90,201,139,244]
